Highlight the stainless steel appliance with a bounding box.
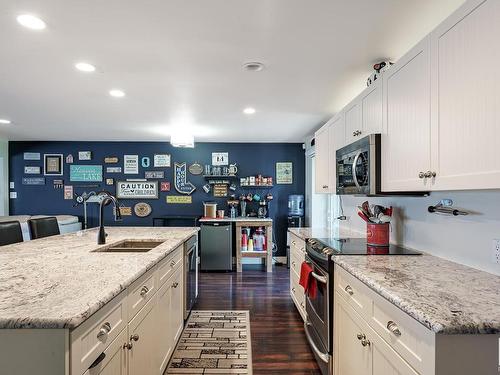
[200,222,232,271]
[304,238,421,374]
[184,235,198,320]
[336,134,381,195]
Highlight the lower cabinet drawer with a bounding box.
[127,267,156,321]
[83,328,127,375]
[156,245,183,287]
[336,265,372,321]
[70,291,127,375]
[290,234,306,257]
[290,251,303,278]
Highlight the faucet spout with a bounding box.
[97,194,122,245]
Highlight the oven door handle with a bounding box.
[310,271,327,284]
[304,321,329,363]
[352,151,362,191]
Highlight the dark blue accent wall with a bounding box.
[9,141,305,256]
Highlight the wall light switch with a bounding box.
[9,192,17,199]
[492,240,500,265]
[9,182,14,189]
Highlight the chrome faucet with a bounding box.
[97,194,122,244]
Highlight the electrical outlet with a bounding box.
[492,240,500,264]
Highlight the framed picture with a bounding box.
[154,154,171,168]
[124,155,139,174]
[116,181,159,199]
[78,151,92,160]
[44,154,64,176]
[276,162,293,184]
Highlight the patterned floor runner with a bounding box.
[166,310,252,374]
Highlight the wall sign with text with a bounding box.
[174,162,196,195]
[212,152,229,166]
[70,165,103,182]
[124,155,139,174]
[116,181,159,199]
[154,154,171,168]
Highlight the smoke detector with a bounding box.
[243,62,265,72]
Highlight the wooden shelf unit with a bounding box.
[235,220,273,273]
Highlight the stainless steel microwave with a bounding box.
[336,134,381,195]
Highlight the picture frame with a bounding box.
[276,162,293,184]
[44,154,64,176]
[154,154,171,168]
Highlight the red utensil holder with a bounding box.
[366,223,390,246]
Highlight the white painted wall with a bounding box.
[0,139,8,216]
[337,191,500,276]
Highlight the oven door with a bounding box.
[304,255,331,374]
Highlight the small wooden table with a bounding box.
[235,219,273,273]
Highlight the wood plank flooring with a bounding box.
[194,264,321,374]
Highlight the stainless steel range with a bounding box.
[304,238,421,374]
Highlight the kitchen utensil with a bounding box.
[385,206,393,216]
[373,205,384,218]
[358,205,370,219]
[379,215,392,223]
[362,201,373,218]
[358,211,369,222]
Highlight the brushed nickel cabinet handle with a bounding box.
[170,260,176,267]
[344,285,354,295]
[361,338,371,347]
[140,285,149,297]
[130,334,139,342]
[356,333,365,340]
[418,172,425,179]
[292,287,296,293]
[172,282,179,288]
[292,261,296,267]
[97,322,112,339]
[123,342,133,350]
[387,321,401,336]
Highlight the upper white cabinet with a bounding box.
[314,124,332,193]
[345,80,383,145]
[430,0,500,190]
[381,37,432,192]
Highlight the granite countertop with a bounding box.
[199,217,273,223]
[0,227,198,330]
[291,227,500,334]
[288,226,363,240]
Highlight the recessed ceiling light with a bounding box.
[75,62,96,72]
[171,131,195,148]
[16,14,46,30]
[109,89,125,98]
[0,119,12,124]
[243,62,265,72]
[243,107,256,115]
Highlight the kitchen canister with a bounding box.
[366,223,389,246]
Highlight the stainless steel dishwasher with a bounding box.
[200,222,232,271]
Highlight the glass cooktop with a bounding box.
[314,238,422,255]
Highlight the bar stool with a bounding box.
[0,221,24,246]
[28,217,60,240]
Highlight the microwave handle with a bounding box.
[352,151,362,191]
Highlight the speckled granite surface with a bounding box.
[0,227,198,330]
[288,227,363,241]
[290,227,500,334]
[334,255,500,334]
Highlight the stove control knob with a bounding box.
[308,239,317,245]
[322,247,334,255]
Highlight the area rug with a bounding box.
[166,310,252,374]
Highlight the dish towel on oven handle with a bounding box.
[299,261,317,299]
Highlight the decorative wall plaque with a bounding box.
[166,196,192,204]
[106,178,114,186]
[212,152,229,166]
[22,177,45,185]
[53,179,64,189]
[115,206,132,216]
[188,162,203,175]
[141,157,150,168]
[276,162,293,184]
[24,166,41,174]
[160,181,171,192]
[124,155,139,174]
[213,184,228,197]
[78,151,92,160]
[145,171,164,179]
[70,165,103,182]
[154,154,171,167]
[106,167,122,173]
[66,154,74,164]
[174,162,196,195]
[116,181,158,199]
[44,154,64,176]
[23,152,40,161]
[64,185,73,200]
[134,202,152,217]
[104,157,119,164]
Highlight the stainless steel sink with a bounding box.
[95,240,165,253]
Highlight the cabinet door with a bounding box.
[336,293,371,375]
[370,327,419,375]
[430,0,500,190]
[157,277,174,374]
[128,297,157,375]
[329,112,345,192]
[314,125,332,193]
[170,266,184,345]
[362,81,383,136]
[345,101,362,144]
[85,329,127,375]
[382,36,431,192]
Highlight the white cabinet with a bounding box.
[314,124,332,193]
[84,330,128,375]
[289,232,306,320]
[345,101,362,144]
[430,0,500,190]
[362,81,383,136]
[169,266,184,352]
[381,36,432,192]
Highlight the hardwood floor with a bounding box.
[194,264,321,374]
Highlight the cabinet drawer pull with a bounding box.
[361,338,371,347]
[130,334,139,342]
[344,285,354,295]
[300,302,305,309]
[418,171,425,179]
[170,260,176,267]
[356,333,365,340]
[140,285,149,297]
[88,352,106,369]
[292,287,296,293]
[96,322,111,339]
[387,321,401,336]
[291,241,296,246]
[172,282,179,288]
[123,342,133,350]
[322,185,329,189]
[292,261,296,267]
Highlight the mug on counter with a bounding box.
[217,210,225,219]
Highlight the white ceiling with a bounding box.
[0,0,465,142]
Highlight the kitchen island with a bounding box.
[0,227,198,375]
